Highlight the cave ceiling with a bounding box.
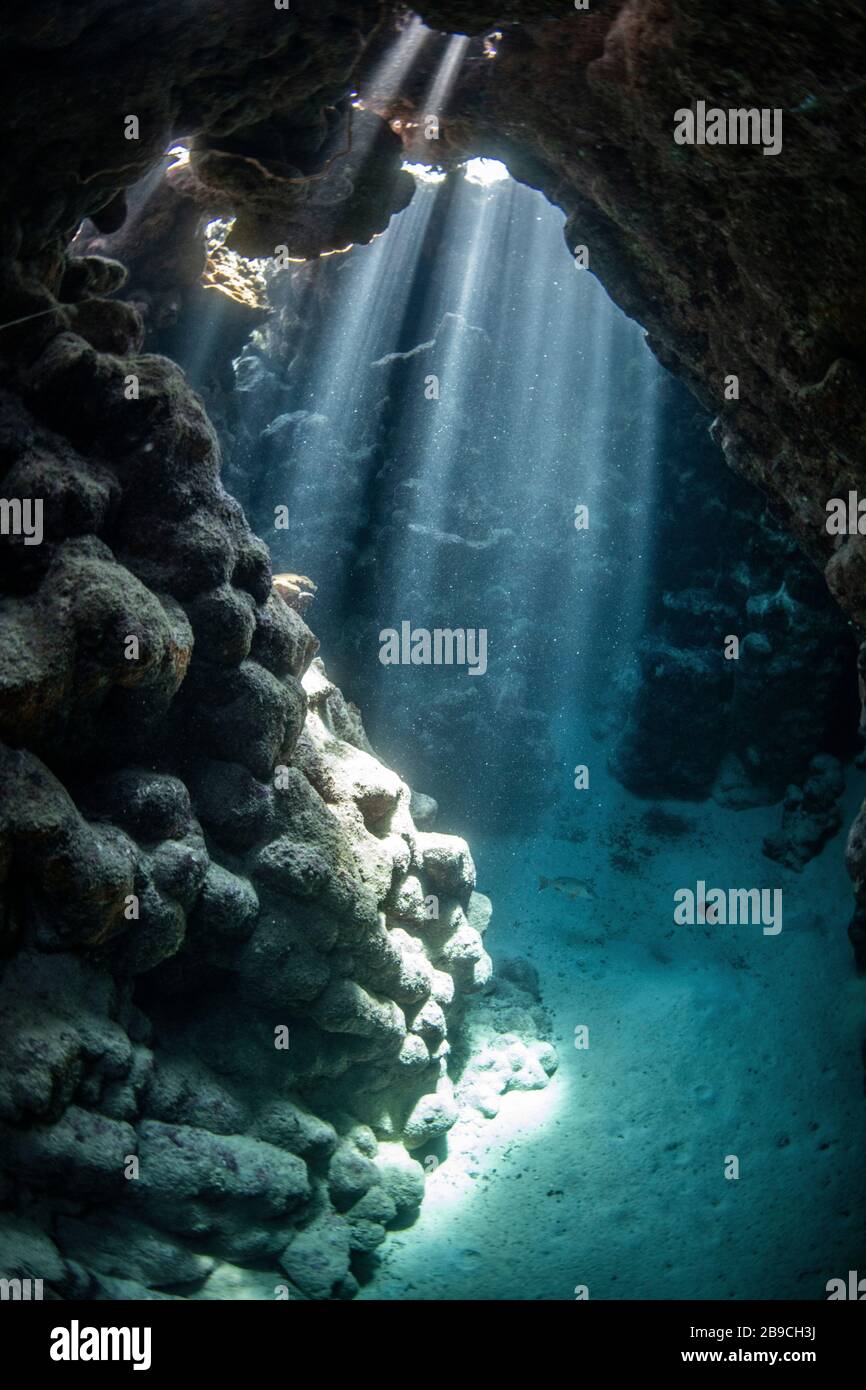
[1,1,865,622]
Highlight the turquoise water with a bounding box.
[359,764,866,1300]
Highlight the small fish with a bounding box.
[538,875,596,902]
[273,571,317,598]
[272,572,317,613]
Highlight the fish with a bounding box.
[273,572,317,598]
[538,875,596,901]
[272,572,317,613]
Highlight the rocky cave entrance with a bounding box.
[197,164,865,1305]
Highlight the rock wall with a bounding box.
[8,0,863,621]
[0,353,553,1293]
[609,393,857,811]
[0,6,553,1295]
[411,1,866,614]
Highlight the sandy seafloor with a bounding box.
[359,762,866,1301]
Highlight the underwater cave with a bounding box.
[1,0,866,1347]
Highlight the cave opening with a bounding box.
[114,134,862,1301]
[194,153,863,1305]
[229,153,668,830]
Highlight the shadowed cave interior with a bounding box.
[1,2,866,1303]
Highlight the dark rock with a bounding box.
[190,661,306,780]
[130,1121,310,1234]
[187,760,276,852]
[149,834,210,911]
[184,585,257,667]
[764,754,845,871]
[141,1059,249,1136]
[496,957,541,1002]
[327,1140,379,1211]
[250,595,320,679]
[81,771,194,845]
[236,906,335,1009]
[0,1106,137,1199]
[410,790,438,828]
[60,255,129,303]
[187,863,259,943]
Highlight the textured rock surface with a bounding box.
[763,754,845,871]
[1,2,864,612]
[411,1,866,610]
[0,0,560,1283]
[608,420,856,806]
[0,623,553,1296]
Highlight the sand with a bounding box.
[359,762,866,1300]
